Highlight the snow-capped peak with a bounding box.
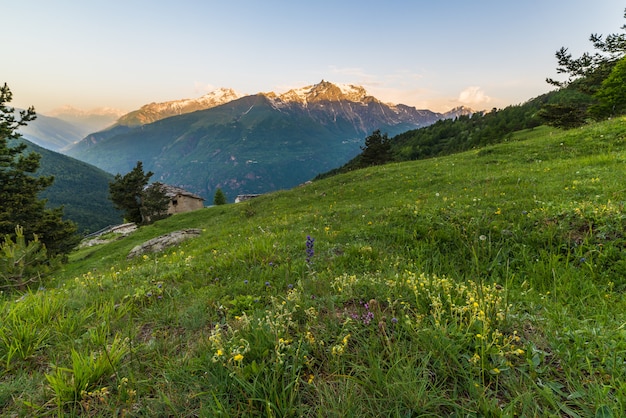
[116,88,241,126]
[334,82,368,101]
[138,88,240,112]
[278,80,369,104]
[197,88,241,105]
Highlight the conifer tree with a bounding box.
[213,188,227,205]
[0,83,78,257]
[589,56,626,119]
[0,225,52,289]
[140,182,171,223]
[109,161,155,224]
[542,8,626,127]
[359,130,392,167]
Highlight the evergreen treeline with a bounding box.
[318,94,547,178]
[391,98,545,161]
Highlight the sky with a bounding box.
[4,1,625,115]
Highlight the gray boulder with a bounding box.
[127,229,201,259]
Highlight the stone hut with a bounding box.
[162,185,205,214]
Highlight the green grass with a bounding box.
[2,118,626,416]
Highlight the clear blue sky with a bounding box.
[4,1,625,114]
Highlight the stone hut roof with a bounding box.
[160,184,205,201]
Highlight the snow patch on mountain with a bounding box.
[276,80,370,106]
[334,82,369,102]
[138,88,240,113]
[116,88,241,126]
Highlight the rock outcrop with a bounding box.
[127,229,201,259]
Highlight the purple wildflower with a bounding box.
[362,310,375,325]
[305,235,315,263]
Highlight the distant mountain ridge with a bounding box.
[65,81,474,201]
[82,81,471,137]
[47,106,124,135]
[16,106,124,152]
[115,88,241,127]
[18,112,85,151]
[65,88,243,154]
[260,80,460,134]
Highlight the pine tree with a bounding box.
[0,225,52,289]
[589,56,626,119]
[0,83,78,257]
[359,130,392,167]
[542,8,626,128]
[140,182,171,223]
[213,188,227,205]
[109,161,155,224]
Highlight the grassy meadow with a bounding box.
[2,118,626,416]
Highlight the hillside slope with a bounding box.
[3,118,625,416]
[19,139,121,233]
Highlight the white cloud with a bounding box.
[457,86,492,106]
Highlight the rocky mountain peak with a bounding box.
[115,88,241,127]
[443,105,476,119]
[278,80,370,104]
[196,88,241,106]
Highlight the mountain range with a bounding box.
[47,105,124,133]
[63,80,473,201]
[18,106,123,152]
[115,88,241,127]
[17,112,86,151]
